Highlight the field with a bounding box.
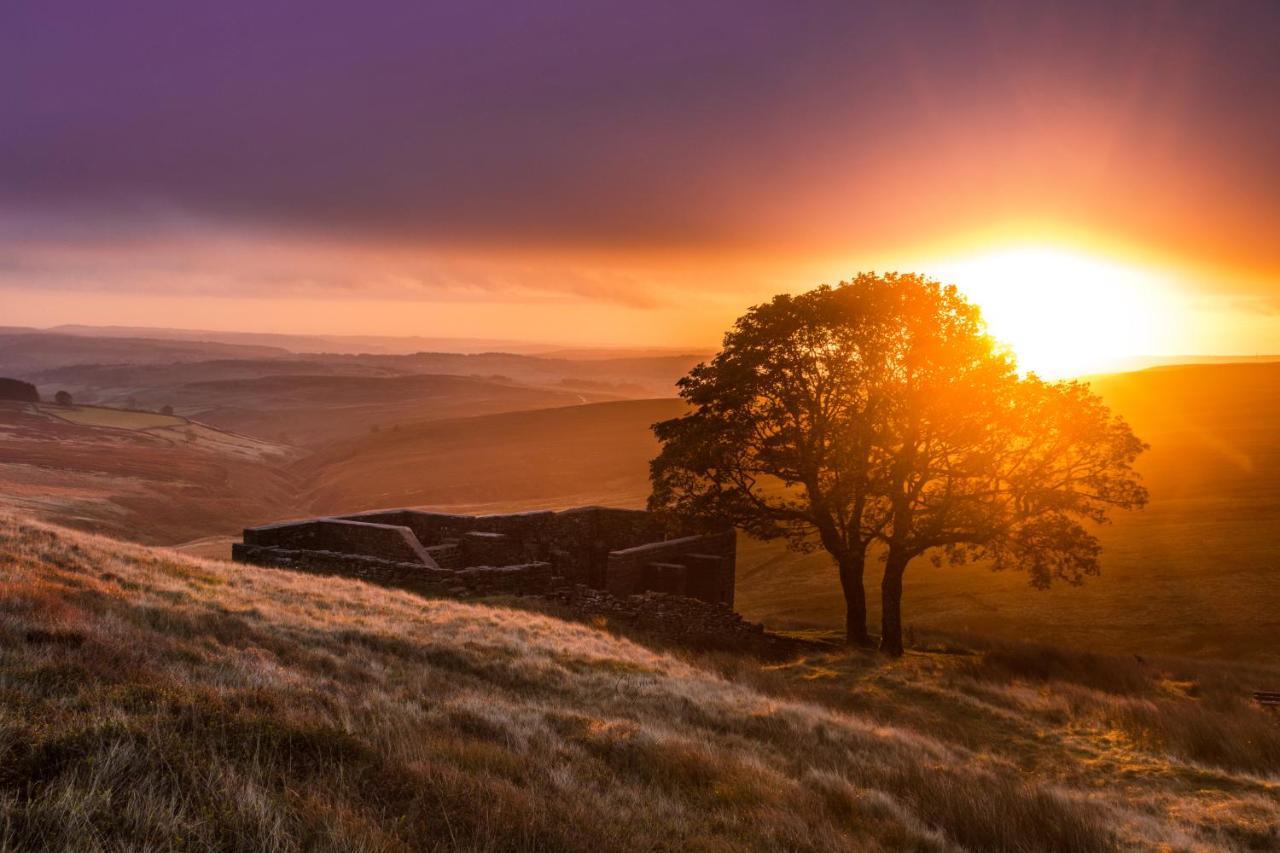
[296,363,1280,663]
[4,354,1280,663]
[735,363,1280,660]
[41,404,186,430]
[1,515,1276,850]
[302,398,684,514]
[16,337,704,446]
[0,402,298,544]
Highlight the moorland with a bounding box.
[3,329,1276,662]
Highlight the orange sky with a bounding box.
[2,2,1278,375]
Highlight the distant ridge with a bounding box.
[46,324,560,355]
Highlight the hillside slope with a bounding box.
[1,516,1276,850]
[304,398,686,514]
[293,364,1280,661]
[0,402,299,544]
[735,362,1280,660]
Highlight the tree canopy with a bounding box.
[649,273,1147,653]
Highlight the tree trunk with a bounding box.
[879,550,909,656]
[837,554,871,646]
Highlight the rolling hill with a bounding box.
[734,362,1280,660]
[6,351,1278,662]
[2,515,1274,850]
[0,332,292,374]
[302,398,686,513]
[291,363,1280,662]
[0,401,300,544]
[146,373,611,446]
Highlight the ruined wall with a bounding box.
[334,506,667,586]
[239,506,734,606]
[604,529,736,606]
[231,543,559,597]
[243,518,437,566]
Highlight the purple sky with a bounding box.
[2,1,1279,348]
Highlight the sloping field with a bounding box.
[150,373,612,446]
[0,403,300,544]
[735,363,1280,660]
[298,363,1280,662]
[1,515,1275,850]
[41,404,186,430]
[303,398,686,514]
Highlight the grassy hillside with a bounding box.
[7,359,1278,661]
[178,373,609,446]
[292,364,1280,661]
[736,363,1280,660]
[1,515,1276,850]
[0,402,299,544]
[303,398,685,514]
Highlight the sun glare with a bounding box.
[927,245,1182,378]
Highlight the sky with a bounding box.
[3,1,1279,374]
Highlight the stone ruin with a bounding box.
[233,507,815,656]
[233,506,736,607]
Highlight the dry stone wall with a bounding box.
[234,507,814,657]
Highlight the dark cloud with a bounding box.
[3,0,1278,262]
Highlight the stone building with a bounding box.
[233,506,736,606]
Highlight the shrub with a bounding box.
[0,378,40,403]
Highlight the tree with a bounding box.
[649,280,902,645]
[54,390,73,406]
[0,378,39,403]
[650,273,1148,655]
[160,405,174,416]
[862,280,1148,654]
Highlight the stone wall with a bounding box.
[231,543,559,597]
[229,508,812,658]
[238,506,734,605]
[604,530,736,606]
[553,586,811,659]
[243,518,437,566]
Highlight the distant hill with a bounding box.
[0,332,291,375]
[303,363,1280,661]
[1,514,1272,850]
[1105,353,1280,372]
[182,373,613,446]
[45,324,560,355]
[0,400,298,543]
[304,398,686,513]
[6,349,1280,661]
[735,362,1280,660]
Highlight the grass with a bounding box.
[735,363,1280,661]
[1,515,1277,850]
[40,404,186,430]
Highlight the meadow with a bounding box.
[735,364,1280,660]
[1,515,1276,851]
[4,356,1280,663]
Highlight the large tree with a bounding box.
[650,273,1148,654]
[648,281,900,644]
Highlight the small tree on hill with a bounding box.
[54,390,73,406]
[160,405,174,416]
[650,273,1148,654]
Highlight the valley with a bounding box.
[3,333,1279,662]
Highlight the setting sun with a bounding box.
[928,246,1184,378]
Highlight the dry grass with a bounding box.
[0,516,1276,851]
[39,404,186,430]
